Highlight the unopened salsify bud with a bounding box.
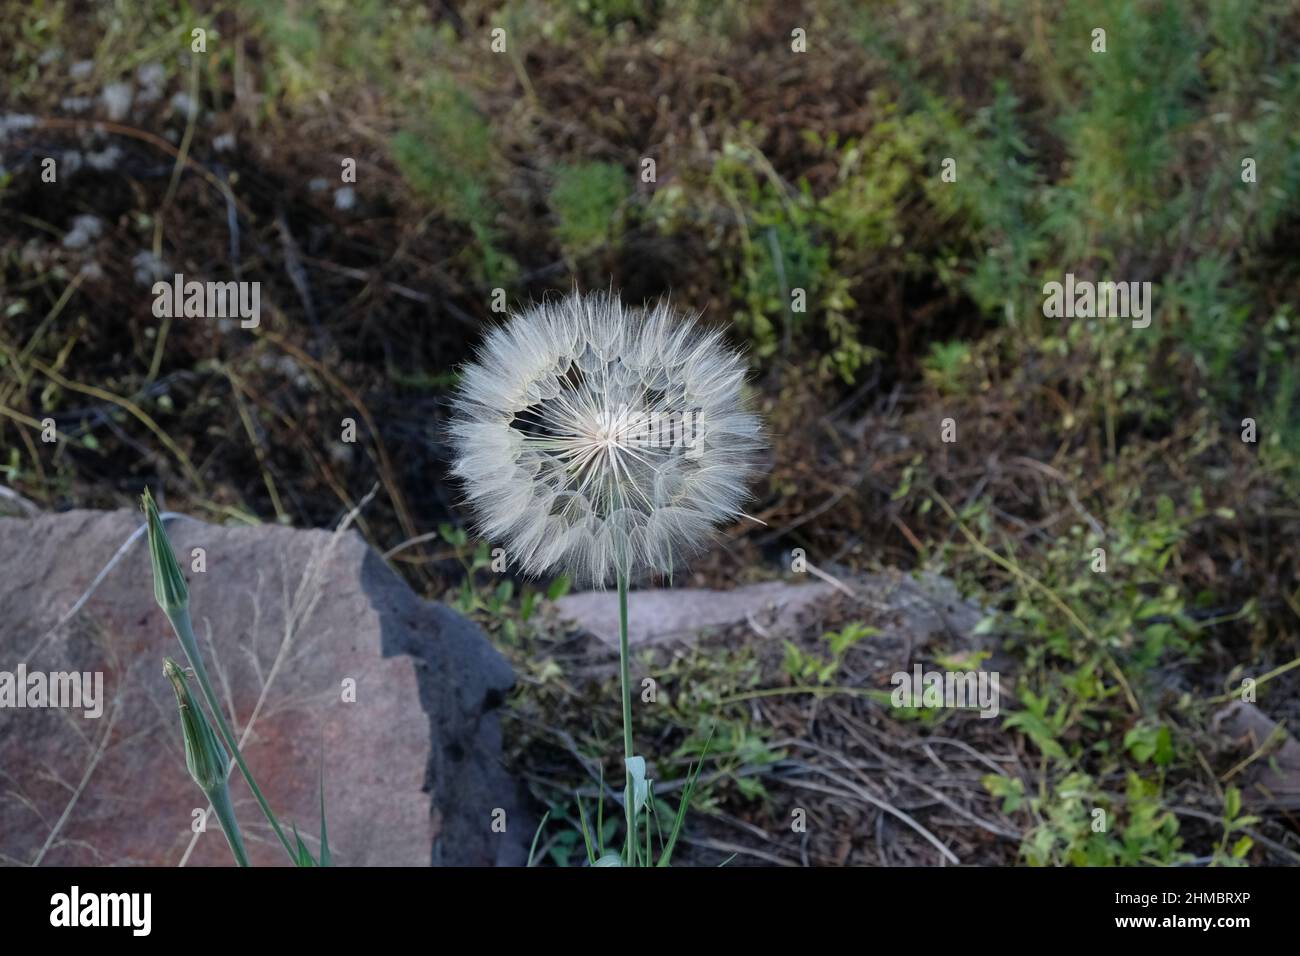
[143,488,189,613]
[163,663,250,867]
[164,658,227,793]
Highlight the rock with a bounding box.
[62,214,104,250]
[554,580,833,647]
[554,570,990,653]
[0,508,528,867]
[1213,701,1300,811]
[0,485,39,518]
[136,62,167,103]
[100,82,133,121]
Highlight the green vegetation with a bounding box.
[550,161,630,260]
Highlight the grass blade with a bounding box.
[597,764,605,858]
[576,797,597,866]
[645,783,652,864]
[318,762,332,867]
[527,809,551,867]
[658,728,714,867]
[292,824,316,867]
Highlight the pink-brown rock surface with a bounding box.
[0,508,528,867]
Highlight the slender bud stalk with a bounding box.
[618,570,635,864]
[144,490,296,864]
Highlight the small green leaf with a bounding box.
[292,824,316,867]
[318,764,332,867]
[981,773,1025,814]
[626,755,650,815]
[438,523,467,547]
[1154,725,1174,767]
[1005,711,1068,761]
[1224,786,1241,821]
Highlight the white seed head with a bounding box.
[448,291,766,587]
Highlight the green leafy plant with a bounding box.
[436,522,568,643]
[392,77,517,283]
[549,161,631,260]
[783,621,877,685]
[1211,786,1259,866]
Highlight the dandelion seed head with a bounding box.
[448,291,766,587]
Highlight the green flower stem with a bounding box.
[168,605,296,863]
[617,569,635,865]
[206,782,250,867]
